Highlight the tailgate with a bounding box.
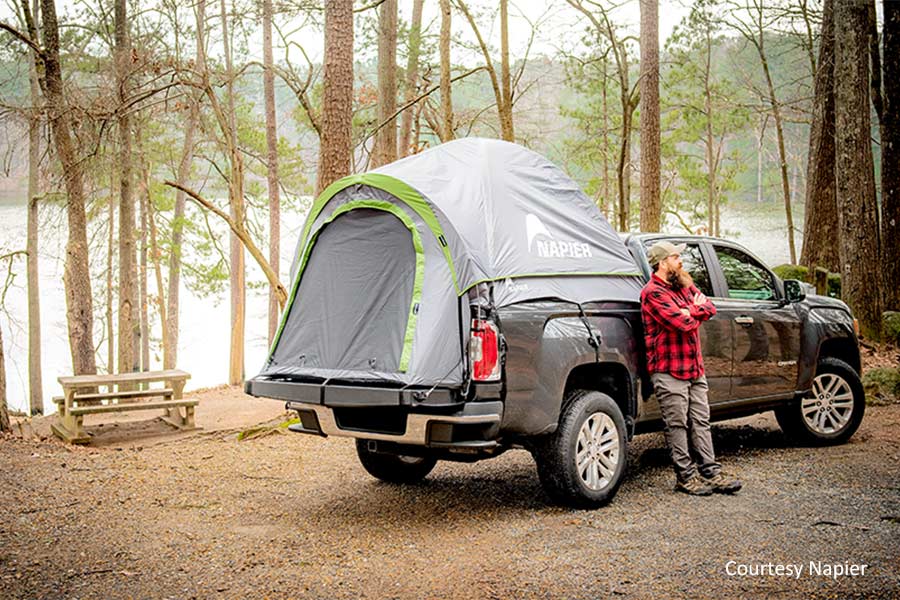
[244,377,459,407]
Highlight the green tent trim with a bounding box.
[299,173,460,294]
[461,270,644,294]
[270,200,425,373]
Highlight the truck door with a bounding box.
[640,240,734,405]
[709,244,802,401]
[680,243,733,404]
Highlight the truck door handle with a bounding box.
[734,316,754,326]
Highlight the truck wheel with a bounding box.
[775,357,865,446]
[533,390,627,509]
[355,440,437,483]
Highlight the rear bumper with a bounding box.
[245,376,503,447]
[287,400,503,447]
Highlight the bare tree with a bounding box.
[724,0,797,263]
[139,154,149,372]
[115,0,137,377]
[499,0,514,141]
[106,163,115,372]
[399,0,424,157]
[800,0,839,272]
[0,320,8,432]
[883,0,900,310]
[566,0,638,231]
[454,0,515,141]
[639,0,660,232]
[372,0,398,167]
[0,0,99,376]
[25,0,42,414]
[439,0,454,141]
[316,0,354,195]
[834,0,881,339]
[262,0,281,344]
[165,1,205,370]
[220,0,246,385]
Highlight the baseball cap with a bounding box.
[647,241,687,267]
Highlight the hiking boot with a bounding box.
[703,472,742,494]
[675,475,713,496]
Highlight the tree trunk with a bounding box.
[499,0,514,142]
[398,0,424,157]
[139,160,149,372]
[617,82,635,232]
[834,0,882,339]
[799,27,836,265]
[115,0,136,376]
[756,115,765,204]
[136,128,168,370]
[800,0,839,272]
[639,0,660,232]
[107,164,114,373]
[883,0,900,310]
[372,0,398,167]
[315,0,354,196]
[165,0,204,370]
[220,0,245,385]
[262,0,281,344]
[755,33,797,263]
[27,26,43,415]
[439,0,454,142]
[37,0,97,377]
[456,0,508,142]
[601,59,610,220]
[0,324,9,432]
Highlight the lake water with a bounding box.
[0,196,801,414]
[0,198,307,414]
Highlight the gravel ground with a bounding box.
[2,402,899,600]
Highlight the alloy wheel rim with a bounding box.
[576,413,620,491]
[801,373,854,434]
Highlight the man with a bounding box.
[640,241,742,496]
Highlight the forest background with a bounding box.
[0,0,896,422]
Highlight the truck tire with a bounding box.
[355,440,438,483]
[533,390,627,509]
[775,357,865,446]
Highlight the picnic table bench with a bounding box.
[51,369,195,444]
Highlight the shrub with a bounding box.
[772,264,807,281]
[883,312,900,345]
[862,367,900,406]
[772,264,840,298]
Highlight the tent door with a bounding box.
[271,206,421,374]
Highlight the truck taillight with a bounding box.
[470,319,501,381]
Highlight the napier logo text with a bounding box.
[525,214,593,259]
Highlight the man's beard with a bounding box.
[667,268,693,290]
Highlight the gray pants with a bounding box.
[650,373,721,482]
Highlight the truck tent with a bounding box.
[262,138,643,387]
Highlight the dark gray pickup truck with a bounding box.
[247,231,863,508]
[245,141,864,509]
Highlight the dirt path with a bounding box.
[1,392,899,599]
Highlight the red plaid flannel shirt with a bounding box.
[640,273,717,380]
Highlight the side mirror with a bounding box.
[784,279,806,303]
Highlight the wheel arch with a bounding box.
[563,362,636,434]
[816,337,861,374]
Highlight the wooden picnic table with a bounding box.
[52,369,195,444]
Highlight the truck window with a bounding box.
[681,244,713,297]
[714,246,776,301]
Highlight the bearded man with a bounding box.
[640,241,742,496]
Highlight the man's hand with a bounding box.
[693,292,709,306]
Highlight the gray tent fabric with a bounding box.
[372,137,642,291]
[264,138,643,387]
[269,209,414,374]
